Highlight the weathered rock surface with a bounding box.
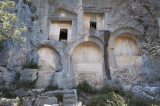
[36,71,55,88]
[34,96,57,106]
[20,69,38,82]
[0,98,16,106]
[0,66,7,72]
[2,71,16,83]
[132,86,160,100]
[0,89,78,106]
[0,0,160,101]
[13,90,30,97]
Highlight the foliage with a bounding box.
[98,86,126,97]
[0,41,3,52]
[15,96,23,106]
[14,72,21,81]
[87,92,127,106]
[0,80,6,85]
[128,98,160,106]
[77,81,97,95]
[0,92,2,99]
[45,85,58,91]
[15,80,35,90]
[23,59,38,69]
[54,93,63,102]
[0,87,13,98]
[0,0,26,42]
[77,81,160,106]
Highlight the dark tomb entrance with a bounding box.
[59,29,68,41]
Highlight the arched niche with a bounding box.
[72,42,103,87]
[114,33,143,68]
[38,47,62,71]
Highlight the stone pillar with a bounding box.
[41,2,50,40]
[77,0,84,36]
[67,55,73,76]
[108,48,116,69]
[72,19,77,40]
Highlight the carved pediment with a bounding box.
[49,7,77,20]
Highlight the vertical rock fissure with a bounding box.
[104,31,111,80]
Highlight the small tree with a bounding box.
[0,0,27,43]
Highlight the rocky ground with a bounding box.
[1,66,160,106]
[0,88,78,106]
[0,80,160,106]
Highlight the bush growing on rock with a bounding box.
[54,93,63,102]
[15,96,23,106]
[0,88,13,98]
[45,85,59,91]
[77,81,97,95]
[14,80,36,90]
[87,92,127,106]
[77,81,160,106]
[23,59,38,69]
[14,72,21,81]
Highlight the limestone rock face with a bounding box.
[13,90,30,97]
[132,86,160,100]
[0,66,7,72]
[2,71,16,83]
[20,69,38,82]
[0,0,159,99]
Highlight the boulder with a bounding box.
[0,98,16,106]
[53,76,75,89]
[2,71,16,83]
[13,90,29,97]
[132,86,160,100]
[34,96,57,106]
[32,89,44,93]
[20,69,38,82]
[0,66,7,72]
[36,71,55,88]
[44,104,59,106]
[22,100,32,106]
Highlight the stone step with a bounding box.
[63,104,77,106]
[63,98,77,105]
[63,94,76,99]
[42,89,76,96]
[44,104,59,106]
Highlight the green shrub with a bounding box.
[14,72,21,81]
[128,98,160,106]
[111,86,126,96]
[0,80,6,85]
[0,92,2,99]
[46,85,58,91]
[54,93,63,102]
[77,81,160,106]
[77,81,97,95]
[15,80,35,89]
[0,88,13,98]
[0,41,3,52]
[87,92,127,106]
[23,59,38,69]
[97,86,126,96]
[15,97,23,106]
